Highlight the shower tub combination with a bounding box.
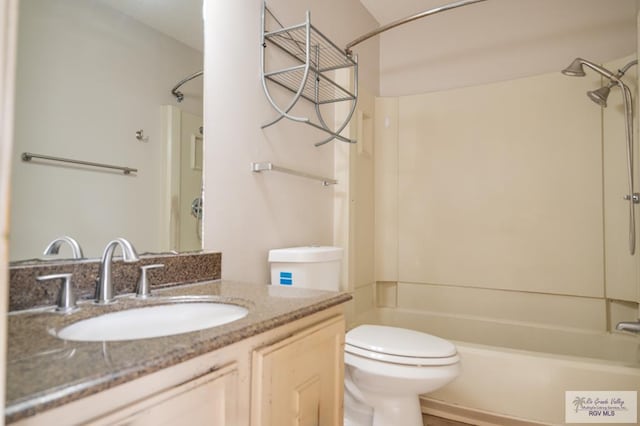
[367,308,640,425]
[342,1,640,424]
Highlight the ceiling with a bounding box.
[98,0,204,52]
[359,0,638,95]
[359,0,636,39]
[98,0,637,95]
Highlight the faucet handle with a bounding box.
[36,273,78,313]
[136,264,164,298]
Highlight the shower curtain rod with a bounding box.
[345,0,488,54]
[171,70,203,102]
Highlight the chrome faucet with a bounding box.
[616,320,640,334]
[95,238,139,304]
[43,236,84,259]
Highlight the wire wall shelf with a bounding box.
[260,1,358,146]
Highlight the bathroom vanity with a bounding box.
[6,280,350,425]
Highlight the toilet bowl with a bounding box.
[344,325,461,426]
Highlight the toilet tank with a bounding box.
[268,246,343,291]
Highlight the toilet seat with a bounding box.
[345,325,459,366]
[345,343,459,366]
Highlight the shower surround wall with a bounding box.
[374,55,640,343]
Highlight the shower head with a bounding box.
[561,57,617,80]
[561,57,636,254]
[562,58,587,77]
[586,84,611,107]
[579,59,637,108]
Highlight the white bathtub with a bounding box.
[368,308,640,425]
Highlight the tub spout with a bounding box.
[615,320,640,333]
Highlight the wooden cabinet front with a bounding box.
[251,315,345,426]
[92,363,238,426]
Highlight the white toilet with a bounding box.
[344,325,461,426]
[268,247,460,425]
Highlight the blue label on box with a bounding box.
[279,271,293,285]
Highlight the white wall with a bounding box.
[10,0,203,260]
[1,0,19,419]
[202,0,379,284]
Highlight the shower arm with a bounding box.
[598,60,638,91]
[171,70,203,102]
[345,0,487,55]
[577,59,619,81]
[619,59,638,76]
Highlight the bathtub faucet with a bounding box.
[616,320,640,334]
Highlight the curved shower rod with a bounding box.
[171,70,203,102]
[345,0,488,54]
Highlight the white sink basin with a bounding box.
[56,302,249,342]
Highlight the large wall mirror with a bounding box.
[10,0,204,261]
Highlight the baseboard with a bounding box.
[421,397,551,426]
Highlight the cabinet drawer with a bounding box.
[93,363,238,426]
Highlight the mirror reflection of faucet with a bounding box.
[43,236,84,259]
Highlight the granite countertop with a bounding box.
[6,280,352,423]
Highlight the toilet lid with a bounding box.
[346,325,457,358]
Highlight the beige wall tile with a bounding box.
[354,89,376,289]
[354,283,376,318]
[376,281,397,308]
[603,54,640,302]
[375,307,638,363]
[396,70,604,297]
[609,299,640,332]
[397,282,606,332]
[374,97,399,282]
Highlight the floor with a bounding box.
[423,414,474,426]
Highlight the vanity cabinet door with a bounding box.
[251,315,345,426]
[93,363,238,426]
